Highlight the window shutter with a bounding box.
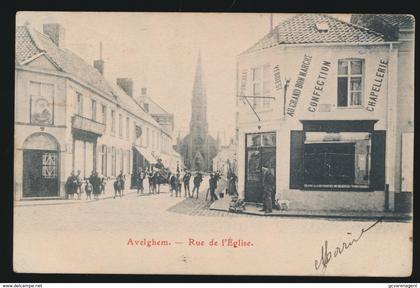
[290,131,304,189]
[371,131,386,191]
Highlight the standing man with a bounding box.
[261,166,275,213]
[75,170,83,200]
[176,172,182,197]
[183,170,191,198]
[209,172,220,201]
[152,170,159,194]
[228,171,238,196]
[89,170,101,200]
[117,170,126,196]
[192,172,203,199]
[147,169,154,194]
[65,171,77,200]
[170,173,177,197]
[137,169,145,194]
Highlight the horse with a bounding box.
[113,177,124,198]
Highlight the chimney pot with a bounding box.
[43,23,65,47]
[117,78,133,97]
[94,59,104,75]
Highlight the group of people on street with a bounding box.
[65,170,108,200]
[134,165,227,202]
[65,160,242,205]
[170,170,204,199]
[134,168,163,195]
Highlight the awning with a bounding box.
[134,145,158,164]
[159,153,171,168]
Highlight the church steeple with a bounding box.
[174,49,219,172]
[190,49,208,137]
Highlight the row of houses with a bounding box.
[235,14,414,212]
[15,22,181,199]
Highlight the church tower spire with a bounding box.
[175,49,219,172]
[190,49,208,137]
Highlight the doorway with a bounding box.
[245,132,276,203]
[23,150,59,197]
[22,133,60,198]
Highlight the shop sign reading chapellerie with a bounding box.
[366,59,388,112]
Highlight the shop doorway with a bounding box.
[245,132,276,203]
[22,133,60,197]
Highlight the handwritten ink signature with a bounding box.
[314,217,383,271]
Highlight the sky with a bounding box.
[16,12,350,145]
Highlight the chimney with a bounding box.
[141,87,149,112]
[117,78,133,97]
[93,42,104,75]
[270,14,273,33]
[94,60,104,75]
[43,23,65,47]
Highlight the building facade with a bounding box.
[15,23,177,199]
[350,14,415,212]
[175,51,219,172]
[235,14,414,211]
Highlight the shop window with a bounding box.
[303,132,371,189]
[337,59,363,107]
[29,81,54,125]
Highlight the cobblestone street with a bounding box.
[14,176,411,276]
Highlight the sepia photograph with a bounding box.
[13,12,414,276]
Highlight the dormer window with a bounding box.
[316,22,329,32]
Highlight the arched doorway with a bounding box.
[22,133,60,197]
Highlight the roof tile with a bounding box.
[243,14,385,54]
[15,24,164,130]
